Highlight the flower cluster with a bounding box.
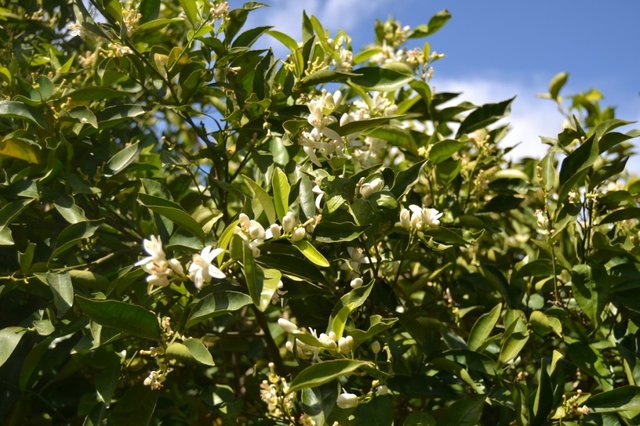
[135,236,184,290]
[399,205,443,232]
[278,318,354,362]
[106,42,133,57]
[136,236,225,291]
[300,90,346,166]
[259,362,294,419]
[235,213,268,256]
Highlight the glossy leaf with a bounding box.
[186,291,253,328]
[0,327,27,368]
[467,303,501,351]
[287,359,373,394]
[272,168,290,222]
[138,193,205,240]
[76,296,161,340]
[292,239,330,267]
[183,338,215,366]
[328,283,373,339]
[51,220,102,259]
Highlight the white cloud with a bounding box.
[240,0,390,40]
[431,76,563,161]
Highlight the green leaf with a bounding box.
[138,193,205,240]
[259,268,282,311]
[0,327,27,368]
[529,311,562,337]
[600,207,640,224]
[549,72,568,100]
[437,395,485,426]
[51,220,102,259]
[67,87,130,101]
[186,291,253,328]
[267,29,299,53]
[391,160,426,198]
[0,138,41,163]
[138,0,160,22]
[242,242,265,310]
[456,97,514,137]
[422,227,468,246]
[178,0,198,25]
[0,198,33,227]
[328,283,374,339]
[0,100,46,128]
[0,227,13,245]
[299,69,358,88]
[313,221,367,243]
[558,136,599,201]
[571,264,608,325]
[287,359,373,394]
[539,152,556,191]
[587,386,640,416]
[19,242,36,274]
[404,411,437,426]
[66,106,98,128]
[350,315,398,349]
[532,360,553,426]
[97,104,145,125]
[350,64,414,91]
[244,175,276,224]
[499,310,529,364]
[76,296,161,340]
[338,115,402,136]
[107,384,158,426]
[429,139,464,164]
[54,195,87,224]
[467,303,501,351]
[301,384,338,426]
[108,142,140,174]
[46,272,74,318]
[183,338,215,366]
[408,9,451,39]
[272,168,290,222]
[292,239,330,267]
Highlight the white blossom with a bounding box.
[359,177,384,198]
[336,391,359,409]
[350,277,363,289]
[188,246,225,289]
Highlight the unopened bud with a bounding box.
[277,318,298,333]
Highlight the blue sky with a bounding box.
[236,0,640,169]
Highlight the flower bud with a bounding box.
[399,208,411,230]
[336,391,359,409]
[238,213,250,229]
[291,227,306,242]
[277,318,298,333]
[282,211,296,233]
[248,220,266,240]
[376,385,390,395]
[338,335,353,354]
[350,277,363,289]
[268,224,282,239]
[371,340,381,354]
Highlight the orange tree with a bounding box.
[1,1,640,424]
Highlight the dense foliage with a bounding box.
[2,1,640,424]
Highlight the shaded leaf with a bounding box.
[186,291,253,328]
[287,360,373,394]
[76,296,161,340]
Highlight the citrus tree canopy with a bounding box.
[1,1,640,424]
